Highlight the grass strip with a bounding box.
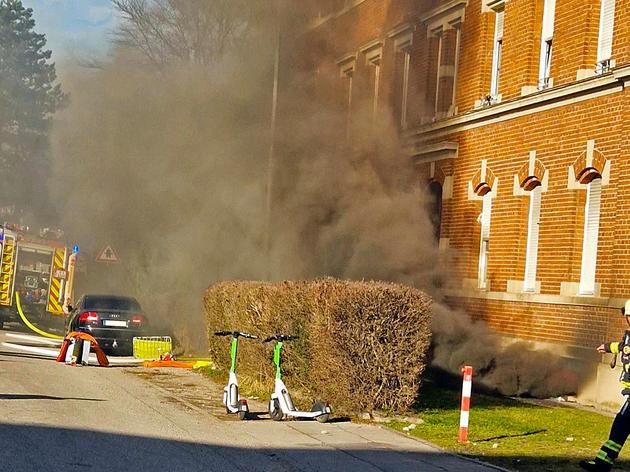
[387,380,629,472]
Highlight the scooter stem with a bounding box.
[273,342,283,379]
[230,336,238,374]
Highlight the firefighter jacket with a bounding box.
[605,330,630,388]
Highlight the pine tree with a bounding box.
[0,0,65,208]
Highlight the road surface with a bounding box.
[0,328,502,471]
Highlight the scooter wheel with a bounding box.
[312,401,330,423]
[270,398,284,421]
[238,410,248,421]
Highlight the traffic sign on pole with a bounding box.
[96,245,120,263]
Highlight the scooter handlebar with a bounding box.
[214,331,258,339]
[263,334,299,343]
[238,332,258,339]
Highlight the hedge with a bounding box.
[204,278,432,414]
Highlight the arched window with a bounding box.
[468,160,497,290]
[428,180,443,241]
[569,140,610,296]
[580,177,602,295]
[478,192,492,289]
[514,154,548,293]
[524,185,542,291]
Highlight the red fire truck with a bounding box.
[0,223,78,330]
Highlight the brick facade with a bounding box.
[289,0,630,358]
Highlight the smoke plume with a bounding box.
[49,2,579,396]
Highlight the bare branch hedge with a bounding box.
[204,278,432,414]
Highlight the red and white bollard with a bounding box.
[458,365,473,444]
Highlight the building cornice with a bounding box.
[307,0,369,31]
[409,141,458,163]
[420,0,468,35]
[387,22,412,39]
[420,0,468,23]
[405,64,630,146]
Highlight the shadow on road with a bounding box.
[0,394,105,401]
[0,350,56,361]
[0,422,492,472]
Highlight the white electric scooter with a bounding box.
[264,334,332,423]
[214,331,258,420]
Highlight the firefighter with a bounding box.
[580,300,630,471]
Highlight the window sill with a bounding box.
[474,94,502,109]
[507,279,540,294]
[405,63,630,141]
[445,287,623,308]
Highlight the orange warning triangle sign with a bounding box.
[96,245,120,263]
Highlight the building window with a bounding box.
[400,49,411,128]
[391,27,412,129]
[579,178,602,295]
[478,192,492,290]
[538,0,555,89]
[420,2,466,115]
[428,181,443,241]
[596,0,616,73]
[360,41,383,124]
[523,185,542,291]
[337,55,356,140]
[469,160,496,289]
[490,9,504,99]
[434,26,461,117]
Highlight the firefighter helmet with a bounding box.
[622,300,630,316]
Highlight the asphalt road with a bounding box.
[0,328,501,472]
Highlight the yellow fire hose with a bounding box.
[15,292,64,340]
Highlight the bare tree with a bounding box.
[112,0,261,66]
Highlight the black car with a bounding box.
[66,294,148,356]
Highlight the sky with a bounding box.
[22,0,118,62]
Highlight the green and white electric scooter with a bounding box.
[264,334,332,423]
[214,331,258,420]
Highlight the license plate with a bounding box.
[103,320,127,327]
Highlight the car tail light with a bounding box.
[78,311,99,326]
[131,314,147,326]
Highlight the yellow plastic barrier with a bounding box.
[133,336,172,359]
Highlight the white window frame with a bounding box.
[596,0,616,73]
[579,178,602,295]
[490,9,504,98]
[538,0,555,89]
[523,185,542,292]
[434,31,443,115]
[451,25,462,113]
[400,49,411,128]
[345,72,353,139]
[478,193,492,289]
[372,61,381,121]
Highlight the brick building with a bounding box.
[288,0,630,405]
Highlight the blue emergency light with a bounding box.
[73,244,80,254]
